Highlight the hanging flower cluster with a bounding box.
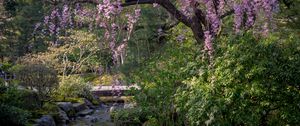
[180,0,196,17]
[35,0,279,63]
[96,0,140,65]
[178,0,279,59]
[35,0,140,63]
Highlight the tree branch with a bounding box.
[159,0,191,27]
[71,0,204,43]
[121,0,155,7]
[72,0,99,4]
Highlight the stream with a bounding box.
[69,103,127,126]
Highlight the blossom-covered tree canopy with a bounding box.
[36,0,280,61]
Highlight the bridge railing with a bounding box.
[91,85,140,96]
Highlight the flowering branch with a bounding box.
[39,0,280,61]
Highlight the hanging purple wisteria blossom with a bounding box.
[34,0,279,61]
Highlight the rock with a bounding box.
[109,106,117,113]
[57,108,69,125]
[100,103,108,108]
[72,102,88,112]
[76,109,94,117]
[83,98,95,109]
[84,115,98,123]
[123,103,135,109]
[36,115,56,126]
[56,102,73,112]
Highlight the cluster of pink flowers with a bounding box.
[112,79,123,97]
[233,0,278,34]
[204,30,213,57]
[233,3,243,33]
[180,0,196,17]
[35,0,279,63]
[96,0,122,20]
[37,5,73,42]
[178,0,279,59]
[60,5,71,29]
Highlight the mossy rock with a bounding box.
[43,102,60,112]
[82,73,98,82]
[66,109,76,118]
[92,74,114,86]
[55,97,85,103]
[90,99,99,105]
[40,103,61,123]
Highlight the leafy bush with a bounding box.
[176,33,300,125]
[96,74,114,86]
[0,62,13,71]
[0,104,31,126]
[125,38,198,125]
[0,86,41,109]
[13,64,58,102]
[111,107,156,125]
[0,82,31,125]
[56,75,92,99]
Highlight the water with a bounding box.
[69,103,126,126]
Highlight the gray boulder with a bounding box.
[36,115,56,126]
[56,102,73,112]
[109,105,117,113]
[72,102,88,112]
[123,103,135,109]
[83,98,95,109]
[84,115,98,123]
[76,109,94,117]
[57,108,69,125]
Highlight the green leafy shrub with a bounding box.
[56,75,92,99]
[0,87,41,109]
[0,62,13,71]
[82,73,115,86]
[94,74,114,86]
[0,81,41,109]
[176,33,300,125]
[13,64,58,102]
[0,104,31,126]
[124,38,198,125]
[0,82,32,125]
[111,107,156,125]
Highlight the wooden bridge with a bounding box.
[91,85,140,96]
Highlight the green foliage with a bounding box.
[83,73,116,86]
[19,30,112,75]
[126,34,198,125]
[0,86,41,110]
[0,62,13,71]
[176,33,300,125]
[0,83,32,125]
[0,104,31,126]
[56,75,92,99]
[111,107,155,125]
[278,0,300,29]
[0,0,46,61]
[13,64,58,101]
